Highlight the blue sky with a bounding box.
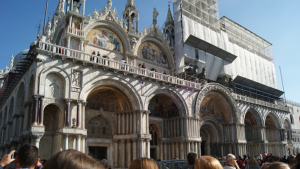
[0,0,299,103]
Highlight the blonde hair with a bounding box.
[247,156,258,165]
[194,156,223,169]
[129,158,158,169]
[268,162,290,169]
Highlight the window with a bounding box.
[290,115,294,124]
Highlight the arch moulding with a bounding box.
[195,83,241,124]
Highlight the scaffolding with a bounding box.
[177,0,220,32]
[220,16,273,61]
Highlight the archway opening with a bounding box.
[40,104,64,159]
[200,123,220,157]
[244,110,260,142]
[149,124,159,160]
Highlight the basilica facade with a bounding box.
[0,0,300,168]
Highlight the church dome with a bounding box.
[13,49,29,68]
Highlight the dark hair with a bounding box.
[187,152,198,165]
[42,149,103,169]
[295,153,300,169]
[267,162,290,169]
[17,144,39,168]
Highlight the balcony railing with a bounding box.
[235,94,289,112]
[63,26,85,37]
[38,41,202,90]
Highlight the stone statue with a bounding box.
[197,67,206,79]
[153,7,159,21]
[98,9,103,17]
[139,30,142,36]
[143,28,147,35]
[93,9,99,19]
[103,5,108,14]
[111,7,117,16]
[88,13,92,21]
[131,37,137,50]
[72,71,81,87]
[49,79,59,98]
[150,24,154,31]
[119,18,124,27]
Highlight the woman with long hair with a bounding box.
[42,150,103,169]
[128,157,158,169]
[245,157,260,169]
[194,156,223,169]
[292,153,300,169]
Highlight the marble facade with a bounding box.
[0,0,300,168]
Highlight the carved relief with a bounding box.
[72,71,81,87]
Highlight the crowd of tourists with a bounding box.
[0,145,299,169]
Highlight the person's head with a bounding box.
[274,156,280,162]
[248,156,258,165]
[42,149,103,169]
[101,159,108,167]
[128,157,158,169]
[268,162,290,169]
[194,156,223,169]
[226,154,237,166]
[186,152,198,166]
[16,144,39,169]
[257,159,262,166]
[288,156,295,166]
[262,163,271,169]
[295,153,300,169]
[40,159,47,165]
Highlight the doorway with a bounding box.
[150,148,156,160]
[89,147,107,160]
[201,141,206,156]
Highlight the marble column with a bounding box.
[82,102,86,129]
[132,139,137,160]
[126,113,129,134]
[133,111,137,133]
[117,113,120,134]
[120,140,125,167]
[180,141,184,159]
[12,117,17,136]
[187,141,190,153]
[164,142,167,160]
[38,96,44,126]
[146,112,149,134]
[129,112,132,134]
[160,142,163,160]
[122,113,125,134]
[76,135,81,151]
[76,101,81,128]
[139,139,144,157]
[82,136,86,153]
[146,139,150,158]
[64,134,69,150]
[32,95,39,126]
[82,0,86,15]
[31,133,43,148]
[175,142,179,158]
[113,140,118,167]
[126,139,131,167]
[70,0,73,12]
[65,99,71,127]
[139,111,142,134]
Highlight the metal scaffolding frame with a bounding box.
[176,0,220,32]
[220,16,273,61]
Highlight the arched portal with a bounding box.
[200,121,221,157]
[148,94,180,118]
[85,85,132,167]
[149,124,159,160]
[39,104,64,159]
[244,109,263,156]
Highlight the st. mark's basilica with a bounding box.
[0,0,300,168]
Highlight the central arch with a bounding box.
[200,120,222,157]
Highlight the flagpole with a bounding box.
[43,0,49,35]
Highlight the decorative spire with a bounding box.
[165,2,174,26]
[125,0,136,9]
[10,54,14,69]
[55,0,62,15]
[107,0,112,10]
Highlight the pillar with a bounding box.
[76,101,81,128]
[64,134,69,150]
[132,139,137,160]
[164,142,167,160]
[139,139,144,157]
[32,95,39,126]
[66,0,70,12]
[65,99,71,127]
[160,142,163,160]
[12,117,17,136]
[82,0,86,15]
[31,133,43,148]
[139,111,142,134]
[146,112,149,134]
[70,0,73,12]
[133,111,137,133]
[82,102,86,129]
[122,113,125,134]
[129,112,132,134]
[120,140,125,167]
[187,141,190,153]
[38,96,44,126]
[127,139,131,167]
[114,140,118,167]
[76,135,81,151]
[180,141,184,159]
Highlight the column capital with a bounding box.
[76,134,82,139]
[31,133,44,140]
[65,99,72,103]
[64,133,69,137]
[120,139,126,143]
[32,95,40,100]
[39,96,45,100]
[77,100,83,104]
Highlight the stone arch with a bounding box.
[145,87,188,117]
[79,77,142,110]
[264,112,281,128]
[15,82,25,116]
[135,37,175,71]
[200,120,222,156]
[244,108,263,127]
[39,66,71,98]
[40,104,64,159]
[86,114,113,139]
[195,83,240,123]
[84,21,131,54]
